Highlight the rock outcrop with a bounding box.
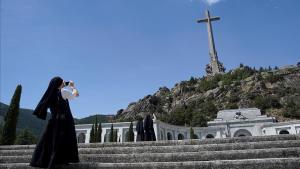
[115,65,300,126]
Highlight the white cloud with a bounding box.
[202,0,222,5]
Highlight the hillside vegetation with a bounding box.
[115,64,300,127]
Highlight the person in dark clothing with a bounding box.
[149,120,156,141]
[143,114,156,141]
[29,77,79,169]
[136,116,144,141]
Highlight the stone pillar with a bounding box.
[85,129,91,143]
[101,129,107,143]
[153,120,159,141]
[120,128,124,143]
[291,124,297,134]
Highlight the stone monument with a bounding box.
[197,10,225,76]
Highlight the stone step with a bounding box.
[0,158,300,169]
[0,134,299,150]
[1,140,300,156]
[1,147,299,163]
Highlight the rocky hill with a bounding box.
[115,64,300,127]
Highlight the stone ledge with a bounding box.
[1,134,299,150]
[1,147,300,163]
[1,158,300,169]
[1,140,300,156]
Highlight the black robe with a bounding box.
[149,121,156,141]
[144,115,156,141]
[30,77,79,169]
[136,120,144,141]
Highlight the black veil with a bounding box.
[32,76,63,120]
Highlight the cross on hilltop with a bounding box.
[197,10,225,76]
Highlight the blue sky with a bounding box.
[1,0,299,118]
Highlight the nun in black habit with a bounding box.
[136,116,144,141]
[29,77,79,169]
[144,114,156,141]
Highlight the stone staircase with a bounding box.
[0,134,300,169]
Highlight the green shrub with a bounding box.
[228,94,240,103]
[219,66,256,87]
[189,76,197,85]
[189,127,197,139]
[283,100,300,119]
[246,93,257,100]
[225,103,238,109]
[15,129,36,145]
[191,111,208,127]
[221,73,233,85]
[265,73,284,83]
[231,66,255,80]
[198,79,218,92]
[166,108,186,125]
[254,96,282,112]
[166,101,218,127]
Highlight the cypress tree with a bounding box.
[190,127,195,139]
[113,129,118,142]
[1,85,22,145]
[89,124,95,143]
[0,122,3,143]
[259,67,264,72]
[109,124,114,142]
[127,122,134,142]
[94,115,98,141]
[96,122,102,142]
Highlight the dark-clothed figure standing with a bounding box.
[144,114,156,141]
[29,77,79,169]
[136,117,144,141]
[149,121,156,141]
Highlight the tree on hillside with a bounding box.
[268,66,272,71]
[0,122,3,143]
[1,85,22,145]
[89,124,95,143]
[127,122,134,142]
[96,122,102,142]
[283,100,300,119]
[94,115,98,142]
[109,124,114,142]
[190,101,217,127]
[189,76,197,85]
[191,112,207,127]
[113,129,118,142]
[259,67,264,72]
[190,127,196,139]
[15,129,36,145]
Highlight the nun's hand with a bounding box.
[69,81,75,87]
[73,88,79,97]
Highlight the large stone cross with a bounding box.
[197,10,225,76]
